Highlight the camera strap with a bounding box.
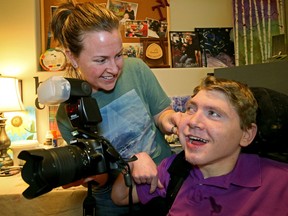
[83,181,97,216]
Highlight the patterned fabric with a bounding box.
[170,95,191,112]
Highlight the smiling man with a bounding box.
[112,75,288,216]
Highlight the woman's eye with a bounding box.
[116,52,123,58]
[94,58,106,64]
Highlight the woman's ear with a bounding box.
[65,50,78,68]
[240,123,257,147]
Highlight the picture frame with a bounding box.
[107,0,138,21]
[169,31,202,68]
[125,20,148,38]
[146,17,168,38]
[122,43,142,58]
[140,38,169,68]
[196,27,235,67]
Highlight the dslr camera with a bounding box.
[19,76,129,199]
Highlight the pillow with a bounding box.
[242,87,288,163]
[170,96,191,112]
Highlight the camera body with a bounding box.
[19,77,126,199]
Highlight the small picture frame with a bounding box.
[140,38,169,68]
[107,0,138,21]
[146,17,168,38]
[169,31,202,68]
[123,43,142,58]
[125,20,148,38]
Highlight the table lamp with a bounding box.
[0,76,25,167]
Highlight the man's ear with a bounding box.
[65,50,78,68]
[240,123,257,147]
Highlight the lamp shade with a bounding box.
[0,77,25,113]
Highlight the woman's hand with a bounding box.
[129,152,162,193]
[62,173,108,189]
[154,107,183,135]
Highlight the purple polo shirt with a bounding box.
[137,153,288,215]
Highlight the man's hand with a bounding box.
[129,152,163,193]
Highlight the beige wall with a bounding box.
[169,0,233,30]
[0,0,232,143]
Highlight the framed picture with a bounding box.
[122,43,142,58]
[146,17,168,38]
[233,0,286,66]
[196,28,235,67]
[107,0,138,21]
[169,31,202,68]
[125,20,148,38]
[140,38,169,68]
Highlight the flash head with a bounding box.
[37,76,92,105]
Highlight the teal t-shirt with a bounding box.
[57,58,172,164]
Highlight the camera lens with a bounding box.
[19,139,107,199]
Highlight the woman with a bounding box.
[51,1,180,215]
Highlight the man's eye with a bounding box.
[208,110,220,118]
[186,105,196,114]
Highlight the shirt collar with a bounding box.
[193,154,262,189]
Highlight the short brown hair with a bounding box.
[192,75,258,130]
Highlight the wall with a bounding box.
[169,0,233,30]
[0,0,39,78]
[0,0,232,143]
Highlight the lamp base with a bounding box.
[0,117,14,168]
[0,155,13,167]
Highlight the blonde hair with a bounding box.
[51,1,120,78]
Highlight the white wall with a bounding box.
[0,0,232,143]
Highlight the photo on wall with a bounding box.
[146,17,168,38]
[125,20,148,38]
[122,43,142,58]
[233,0,286,65]
[196,27,235,67]
[107,0,138,21]
[169,31,202,68]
